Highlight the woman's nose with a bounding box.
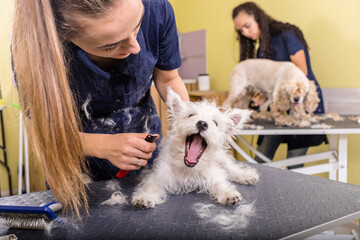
[122,34,140,55]
[242,29,250,38]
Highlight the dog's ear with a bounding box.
[166,86,187,116]
[304,81,320,114]
[274,82,291,111]
[225,108,252,132]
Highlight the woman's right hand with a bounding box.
[251,92,267,107]
[80,132,159,170]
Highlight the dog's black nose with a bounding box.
[196,120,208,131]
[293,97,300,102]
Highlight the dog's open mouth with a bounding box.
[184,133,207,167]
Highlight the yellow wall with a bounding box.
[0,1,359,193]
[0,0,20,194]
[170,0,360,184]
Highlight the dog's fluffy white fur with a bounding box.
[223,59,320,126]
[131,88,258,209]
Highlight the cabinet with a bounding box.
[188,90,229,105]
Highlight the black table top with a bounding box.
[1,163,360,240]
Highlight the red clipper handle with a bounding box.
[116,170,130,178]
[116,135,158,178]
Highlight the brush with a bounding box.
[0,202,62,230]
[116,134,158,178]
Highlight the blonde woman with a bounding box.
[11,0,189,217]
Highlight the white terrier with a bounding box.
[131,87,259,209]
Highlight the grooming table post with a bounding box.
[229,139,258,163]
[236,136,272,162]
[17,112,23,195]
[17,112,30,195]
[328,134,337,180]
[338,134,348,183]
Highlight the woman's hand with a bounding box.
[249,92,267,110]
[80,132,159,170]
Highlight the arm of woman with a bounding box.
[153,67,189,102]
[290,49,308,76]
[80,132,158,170]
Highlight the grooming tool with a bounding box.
[144,134,158,143]
[116,134,157,178]
[116,134,158,178]
[0,202,62,230]
[0,234,17,240]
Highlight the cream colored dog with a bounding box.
[223,59,319,126]
[270,77,319,126]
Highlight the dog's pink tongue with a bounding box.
[186,135,203,163]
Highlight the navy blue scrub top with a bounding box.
[257,30,324,114]
[66,0,181,180]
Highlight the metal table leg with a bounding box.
[0,110,12,196]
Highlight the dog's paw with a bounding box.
[236,168,259,185]
[131,197,156,209]
[131,192,165,209]
[274,115,293,126]
[299,119,311,127]
[217,190,243,206]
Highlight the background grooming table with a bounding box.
[1,163,360,240]
[230,116,360,182]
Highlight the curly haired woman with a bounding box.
[232,2,326,167]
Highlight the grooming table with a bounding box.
[1,163,360,240]
[230,116,360,183]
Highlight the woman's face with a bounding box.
[70,0,143,59]
[233,11,260,40]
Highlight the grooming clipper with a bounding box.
[116,134,157,178]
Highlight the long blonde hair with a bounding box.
[12,0,115,218]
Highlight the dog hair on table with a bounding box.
[100,191,127,206]
[131,87,258,209]
[192,202,255,230]
[223,59,320,127]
